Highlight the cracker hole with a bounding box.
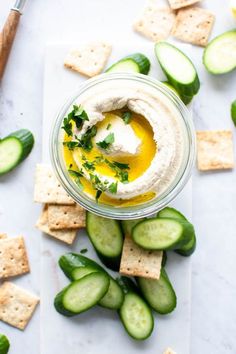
[148,251,152,255]
[57,184,60,188]
[138,259,141,263]
[15,307,19,311]
[94,62,98,66]
[127,268,130,271]
[28,305,32,308]
[56,223,59,226]
[73,221,77,225]
[146,271,149,274]
[130,248,133,252]
[90,49,94,53]
[10,295,14,299]
[64,212,67,215]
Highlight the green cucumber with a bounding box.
[99,278,124,309]
[0,129,34,176]
[162,251,168,267]
[162,81,180,97]
[137,268,176,314]
[157,207,187,221]
[106,53,150,74]
[54,271,110,316]
[203,30,236,74]
[132,218,191,251]
[0,334,10,354]
[155,41,200,97]
[59,253,104,280]
[121,218,145,235]
[59,253,124,309]
[117,276,154,340]
[86,212,123,271]
[231,100,236,126]
[157,208,196,256]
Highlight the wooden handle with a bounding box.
[0,10,21,80]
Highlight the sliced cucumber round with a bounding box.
[0,334,10,354]
[99,278,124,310]
[117,277,154,340]
[86,212,123,271]
[157,207,187,221]
[137,268,177,314]
[155,41,200,96]
[0,129,34,176]
[54,271,110,316]
[231,100,236,126]
[203,30,236,74]
[132,218,188,251]
[106,53,151,74]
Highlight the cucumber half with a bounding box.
[117,277,154,340]
[203,30,236,74]
[54,271,110,316]
[0,334,10,354]
[86,212,123,271]
[137,268,177,315]
[0,129,34,176]
[59,253,124,309]
[106,53,151,75]
[231,100,236,126]
[155,41,200,97]
[132,218,190,251]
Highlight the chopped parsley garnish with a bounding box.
[113,161,130,170]
[68,169,84,190]
[96,132,115,150]
[82,161,95,171]
[62,105,89,136]
[89,173,118,201]
[63,141,80,150]
[122,111,132,124]
[77,126,97,152]
[106,123,112,130]
[80,248,88,254]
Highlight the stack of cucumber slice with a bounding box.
[54,206,196,340]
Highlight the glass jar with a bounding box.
[50,73,196,220]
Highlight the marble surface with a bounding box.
[0,0,235,353]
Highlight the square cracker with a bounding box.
[64,41,112,77]
[34,164,74,205]
[133,2,176,42]
[47,204,86,230]
[0,282,39,330]
[0,236,30,279]
[120,235,163,280]
[36,206,77,244]
[167,0,201,10]
[172,7,215,47]
[196,130,235,171]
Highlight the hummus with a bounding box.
[62,82,185,206]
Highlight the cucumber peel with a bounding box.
[231,100,236,126]
[203,30,236,75]
[106,53,151,74]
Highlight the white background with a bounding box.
[0,0,235,353]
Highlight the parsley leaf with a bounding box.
[122,111,132,124]
[62,105,89,136]
[106,123,112,130]
[108,182,118,194]
[77,126,97,152]
[68,169,84,190]
[80,248,88,254]
[96,133,115,150]
[63,141,80,150]
[82,161,95,171]
[113,161,130,170]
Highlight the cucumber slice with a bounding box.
[59,253,124,309]
[99,278,124,310]
[157,207,187,221]
[117,277,154,340]
[203,30,236,74]
[0,334,10,354]
[132,218,189,250]
[157,208,196,256]
[59,253,104,280]
[106,53,151,74]
[162,81,180,97]
[137,268,176,314]
[162,81,193,105]
[121,218,145,235]
[54,271,110,316]
[231,100,236,126]
[86,212,123,271]
[155,41,200,96]
[0,129,34,176]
